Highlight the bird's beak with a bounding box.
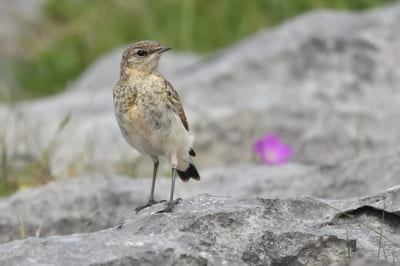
[155,46,172,54]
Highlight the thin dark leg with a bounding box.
[169,167,176,202]
[157,167,181,213]
[135,159,165,213]
[149,160,159,202]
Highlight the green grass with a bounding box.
[9,0,398,99]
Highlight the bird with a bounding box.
[113,40,200,213]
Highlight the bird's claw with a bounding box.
[135,199,166,213]
[156,198,182,213]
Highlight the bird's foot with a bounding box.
[156,198,182,213]
[135,199,166,213]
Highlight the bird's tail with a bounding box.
[177,163,200,182]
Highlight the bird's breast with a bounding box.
[115,91,175,154]
[114,74,188,156]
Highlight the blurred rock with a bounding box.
[189,146,400,200]
[2,3,400,176]
[0,176,141,244]
[186,3,400,167]
[1,189,399,265]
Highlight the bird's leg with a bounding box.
[149,159,159,202]
[157,154,181,213]
[156,167,181,213]
[135,159,165,213]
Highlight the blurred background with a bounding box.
[0,0,399,196]
[1,0,396,100]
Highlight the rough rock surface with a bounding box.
[2,4,400,177]
[331,257,396,266]
[1,147,399,248]
[0,191,399,266]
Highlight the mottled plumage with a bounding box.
[113,40,199,213]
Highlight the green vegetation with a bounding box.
[11,0,397,99]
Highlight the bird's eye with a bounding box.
[136,50,147,57]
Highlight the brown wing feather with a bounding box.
[164,79,189,131]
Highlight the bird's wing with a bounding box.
[164,79,189,131]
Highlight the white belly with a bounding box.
[115,105,193,170]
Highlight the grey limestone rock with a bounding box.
[1,146,400,245]
[330,257,396,266]
[190,146,400,200]
[186,3,400,167]
[0,191,399,265]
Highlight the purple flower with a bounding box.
[253,134,293,165]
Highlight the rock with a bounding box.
[0,190,399,265]
[189,146,400,200]
[186,3,400,167]
[1,146,400,247]
[330,257,395,266]
[0,176,142,244]
[2,3,400,176]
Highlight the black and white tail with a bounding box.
[177,148,200,182]
[177,163,200,182]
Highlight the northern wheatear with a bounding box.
[113,40,200,213]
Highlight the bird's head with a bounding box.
[120,40,172,76]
